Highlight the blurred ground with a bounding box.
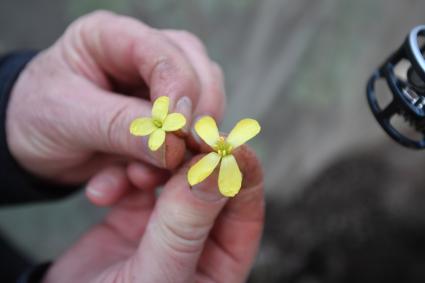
[2,0,425,282]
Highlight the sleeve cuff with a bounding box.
[17,262,51,283]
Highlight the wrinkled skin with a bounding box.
[6,11,265,283]
[7,10,226,204]
[44,147,264,283]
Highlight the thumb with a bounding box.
[128,157,228,283]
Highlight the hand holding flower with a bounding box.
[130,96,186,151]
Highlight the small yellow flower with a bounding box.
[129,96,186,151]
[188,116,261,197]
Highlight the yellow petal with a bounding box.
[226,118,261,149]
[151,96,169,122]
[163,113,186,131]
[148,129,166,151]
[187,152,221,186]
[129,118,156,136]
[194,116,220,148]
[218,155,242,197]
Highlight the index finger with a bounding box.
[70,11,201,119]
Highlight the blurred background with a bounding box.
[2,0,425,282]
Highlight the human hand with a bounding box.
[6,11,225,205]
[42,146,264,283]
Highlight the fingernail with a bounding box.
[190,175,224,202]
[87,176,118,198]
[175,96,192,133]
[140,136,164,167]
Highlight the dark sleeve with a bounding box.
[0,51,80,205]
[17,263,51,283]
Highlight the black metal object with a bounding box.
[367,25,425,149]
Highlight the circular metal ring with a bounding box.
[406,25,425,82]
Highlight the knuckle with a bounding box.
[211,61,224,80]
[176,30,206,52]
[103,102,131,151]
[74,10,117,35]
[67,10,114,40]
[85,10,117,21]
[76,11,151,48]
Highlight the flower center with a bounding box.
[215,136,232,157]
[153,119,163,128]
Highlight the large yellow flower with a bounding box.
[129,96,186,151]
[188,116,261,197]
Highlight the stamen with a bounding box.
[215,136,232,157]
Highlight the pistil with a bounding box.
[215,136,232,157]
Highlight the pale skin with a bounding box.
[6,11,265,283]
